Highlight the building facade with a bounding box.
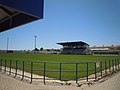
[90,45,120,55]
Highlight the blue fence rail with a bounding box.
[0,58,119,84]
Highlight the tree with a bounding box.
[40,47,43,51]
[34,48,39,51]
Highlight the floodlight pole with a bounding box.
[7,37,9,53]
[34,35,37,50]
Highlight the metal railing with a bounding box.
[0,58,119,84]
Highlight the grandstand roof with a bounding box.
[0,0,44,32]
[57,41,89,46]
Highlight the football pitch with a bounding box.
[0,54,119,62]
[0,54,120,80]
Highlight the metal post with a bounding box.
[0,59,2,71]
[118,59,120,70]
[1,59,2,71]
[76,63,78,83]
[116,59,117,69]
[86,63,88,81]
[105,61,107,75]
[9,59,12,75]
[100,62,102,78]
[117,59,119,70]
[4,59,7,72]
[112,60,114,72]
[30,62,33,84]
[14,60,18,77]
[59,63,62,80]
[43,62,46,85]
[21,61,24,81]
[109,60,111,72]
[94,62,97,80]
[115,59,117,71]
[0,59,2,72]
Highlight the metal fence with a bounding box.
[0,58,119,84]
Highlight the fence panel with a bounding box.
[0,58,119,84]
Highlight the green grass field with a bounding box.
[0,54,120,80]
[1,54,119,62]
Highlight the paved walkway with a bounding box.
[0,72,120,90]
[86,72,120,90]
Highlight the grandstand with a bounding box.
[57,41,90,54]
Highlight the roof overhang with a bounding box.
[0,0,44,32]
[57,41,89,46]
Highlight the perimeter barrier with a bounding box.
[0,58,119,84]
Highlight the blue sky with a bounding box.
[0,0,120,50]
